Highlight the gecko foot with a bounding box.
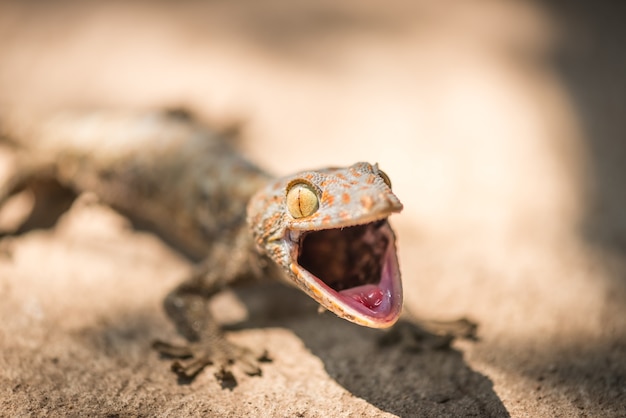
[152,338,271,386]
[379,317,478,351]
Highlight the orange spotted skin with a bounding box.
[247,162,404,327]
[249,163,402,236]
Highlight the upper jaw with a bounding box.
[288,197,403,233]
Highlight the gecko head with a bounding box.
[247,162,403,328]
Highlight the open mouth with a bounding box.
[294,219,402,327]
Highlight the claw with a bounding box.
[215,367,238,390]
[237,357,262,377]
[152,340,194,358]
[171,357,213,379]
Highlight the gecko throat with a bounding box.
[295,218,401,324]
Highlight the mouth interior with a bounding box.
[297,219,396,315]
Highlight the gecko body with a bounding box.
[1,109,404,381]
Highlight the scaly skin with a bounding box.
[0,109,410,384]
[247,164,404,328]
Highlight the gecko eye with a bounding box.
[378,169,392,189]
[286,182,319,218]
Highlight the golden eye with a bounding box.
[378,169,392,189]
[286,182,319,218]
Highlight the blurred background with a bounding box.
[0,0,623,245]
[0,0,624,416]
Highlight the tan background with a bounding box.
[0,0,624,416]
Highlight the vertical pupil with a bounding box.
[297,188,304,217]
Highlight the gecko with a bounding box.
[0,108,474,384]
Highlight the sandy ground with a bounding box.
[0,0,624,416]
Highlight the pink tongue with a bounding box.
[340,284,384,310]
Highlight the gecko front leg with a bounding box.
[152,273,269,384]
[153,235,270,385]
